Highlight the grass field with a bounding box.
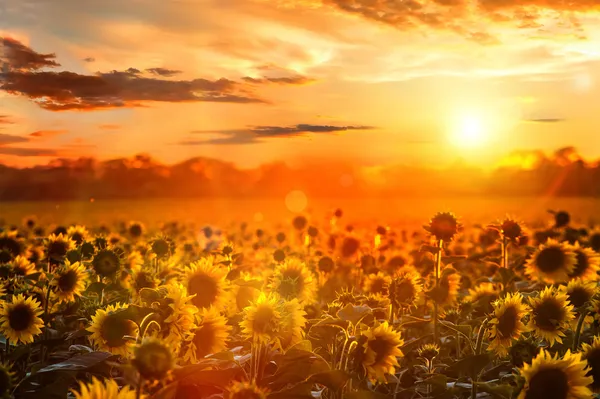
[2,196,600,227]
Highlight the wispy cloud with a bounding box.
[523,118,566,123]
[182,124,376,145]
[29,129,68,138]
[0,147,59,156]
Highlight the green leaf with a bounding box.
[308,370,350,392]
[400,334,434,353]
[267,382,315,399]
[445,353,491,378]
[477,382,513,399]
[286,340,312,353]
[441,256,467,265]
[113,304,155,326]
[265,349,329,390]
[337,304,373,326]
[439,321,475,351]
[176,367,243,388]
[37,351,117,373]
[150,382,179,399]
[207,350,235,362]
[417,373,448,390]
[139,287,162,305]
[84,282,106,295]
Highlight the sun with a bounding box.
[449,114,487,148]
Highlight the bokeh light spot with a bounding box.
[285,190,307,213]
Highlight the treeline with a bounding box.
[1,148,599,201]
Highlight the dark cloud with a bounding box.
[1,38,316,111]
[83,57,95,63]
[524,118,565,123]
[29,129,68,138]
[0,147,59,156]
[184,124,376,145]
[1,37,61,70]
[242,75,316,85]
[0,133,29,145]
[146,67,182,77]
[0,115,15,124]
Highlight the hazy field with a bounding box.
[2,196,600,227]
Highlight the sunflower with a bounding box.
[183,307,231,364]
[0,362,15,399]
[132,337,174,381]
[417,343,440,361]
[488,292,530,357]
[388,267,423,309]
[240,292,283,344]
[279,298,307,350]
[88,303,139,357]
[363,272,391,297]
[92,248,122,278]
[527,286,575,346]
[269,257,317,304]
[10,255,36,277]
[229,274,262,315]
[588,228,600,253]
[498,217,526,243]
[581,336,600,392]
[569,242,600,281]
[226,381,268,399]
[525,239,576,283]
[425,212,462,242]
[45,233,75,263]
[160,284,198,351]
[67,225,88,246]
[72,377,138,399]
[517,349,591,399]
[0,294,44,344]
[51,261,87,303]
[129,266,160,301]
[560,279,596,326]
[0,231,24,263]
[150,236,174,259]
[427,267,461,307]
[360,322,404,383]
[128,221,145,239]
[467,282,499,316]
[183,258,228,309]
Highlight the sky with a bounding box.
[1,0,600,169]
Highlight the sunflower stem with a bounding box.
[136,375,143,399]
[475,318,489,355]
[42,284,52,365]
[573,309,589,352]
[501,236,509,269]
[433,239,443,344]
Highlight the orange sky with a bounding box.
[1,0,600,168]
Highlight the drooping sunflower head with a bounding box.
[132,337,174,381]
[426,267,461,307]
[0,231,24,264]
[183,258,228,309]
[525,239,576,283]
[426,212,462,243]
[560,279,596,310]
[387,267,423,309]
[582,336,600,393]
[67,225,88,246]
[72,377,138,399]
[87,303,139,357]
[333,288,365,308]
[91,248,122,278]
[269,257,316,304]
[569,242,600,281]
[240,292,283,344]
[129,266,160,301]
[150,236,175,259]
[183,306,231,364]
[588,228,600,253]
[517,349,592,399]
[509,337,540,368]
[488,292,530,357]
[0,294,44,345]
[360,321,404,384]
[363,272,391,297]
[45,233,75,263]
[317,256,336,274]
[552,210,571,229]
[417,343,440,361]
[10,255,36,277]
[0,362,15,399]
[527,286,575,347]
[230,275,261,315]
[226,381,268,399]
[51,261,87,303]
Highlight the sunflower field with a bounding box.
[0,209,599,399]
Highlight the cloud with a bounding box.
[29,129,68,138]
[0,147,59,156]
[183,123,376,145]
[98,124,121,130]
[1,37,61,70]
[146,67,182,77]
[1,38,318,111]
[0,133,29,145]
[0,115,14,124]
[242,76,316,85]
[82,57,95,63]
[523,118,566,123]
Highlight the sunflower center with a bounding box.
[134,341,172,380]
[277,269,305,299]
[368,336,395,365]
[525,367,569,399]
[387,256,406,273]
[92,250,121,277]
[192,323,217,358]
[534,299,564,331]
[100,314,134,348]
[48,242,68,259]
[390,279,416,305]
[369,278,388,295]
[71,233,84,245]
[57,270,79,292]
[570,250,589,278]
[0,237,22,258]
[252,306,277,336]
[567,287,592,309]
[535,247,567,274]
[8,303,34,331]
[497,306,518,338]
[188,273,219,308]
[584,348,600,391]
[502,221,522,240]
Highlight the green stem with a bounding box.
[501,236,509,269]
[573,310,589,352]
[434,239,443,344]
[472,318,489,399]
[42,285,52,365]
[136,375,143,399]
